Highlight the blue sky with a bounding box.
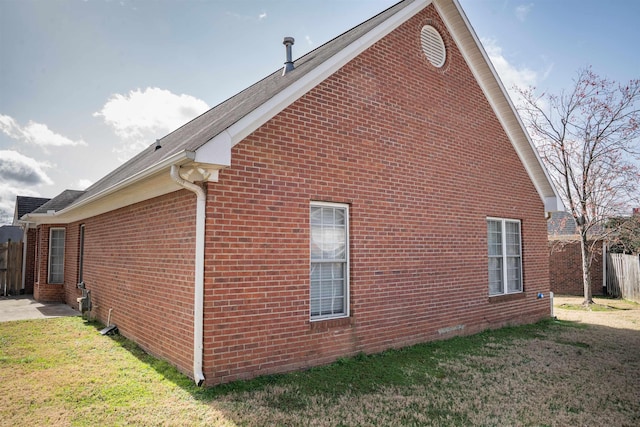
[1,0,639,224]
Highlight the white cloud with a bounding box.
[305,35,313,46]
[93,87,209,161]
[481,38,538,98]
[0,150,52,224]
[0,150,53,186]
[258,11,267,20]
[75,178,93,190]
[515,3,534,22]
[0,114,87,148]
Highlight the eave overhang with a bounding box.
[434,0,563,212]
[22,150,217,225]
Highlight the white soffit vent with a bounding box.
[420,25,446,68]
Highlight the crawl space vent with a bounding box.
[420,25,446,68]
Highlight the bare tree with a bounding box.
[518,67,640,305]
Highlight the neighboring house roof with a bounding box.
[24,0,562,225]
[548,210,608,240]
[32,190,86,214]
[0,225,23,243]
[548,211,578,237]
[13,196,51,225]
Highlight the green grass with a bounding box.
[1,315,638,426]
[193,319,554,401]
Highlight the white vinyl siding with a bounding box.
[48,228,65,284]
[310,202,349,320]
[487,218,522,296]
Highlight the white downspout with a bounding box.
[21,223,28,291]
[170,164,206,386]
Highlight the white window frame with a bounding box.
[310,201,349,321]
[48,227,66,284]
[487,218,523,296]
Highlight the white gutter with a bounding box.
[71,151,195,212]
[170,164,206,386]
[23,150,194,225]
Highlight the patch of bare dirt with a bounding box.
[553,295,640,330]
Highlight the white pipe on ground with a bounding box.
[170,164,206,386]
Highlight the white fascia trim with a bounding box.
[435,0,563,212]
[24,150,195,224]
[204,0,432,150]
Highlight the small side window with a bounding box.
[48,228,66,284]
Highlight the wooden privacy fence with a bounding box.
[607,253,640,303]
[0,241,23,296]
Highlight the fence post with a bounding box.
[602,241,607,294]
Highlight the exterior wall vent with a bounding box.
[420,25,446,68]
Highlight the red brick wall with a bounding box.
[64,191,198,377]
[37,5,553,385]
[23,228,37,294]
[63,223,83,308]
[201,5,551,384]
[34,283,65,302]
[33,224,66,302]
[549,240,604,296]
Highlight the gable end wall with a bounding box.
[201,5,550,384]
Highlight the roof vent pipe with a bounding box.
[282,37,295,75]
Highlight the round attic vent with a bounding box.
[420,25,446,68]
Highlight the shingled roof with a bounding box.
[32,190,86,214]
[24,0,562,225]
[71,0,415,208]
[14,196,51,222]
[548,211,578,237]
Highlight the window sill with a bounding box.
[488,292,525,303]
[309,316,352,332]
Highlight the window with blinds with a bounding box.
[48,228,66,284]
[310,202,349,320]
[487,218,522,296]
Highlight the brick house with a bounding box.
[21,0,561,386]
[548,211,605,296]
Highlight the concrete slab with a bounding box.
[0,296,79,322]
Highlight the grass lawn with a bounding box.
[1,299,639,426]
